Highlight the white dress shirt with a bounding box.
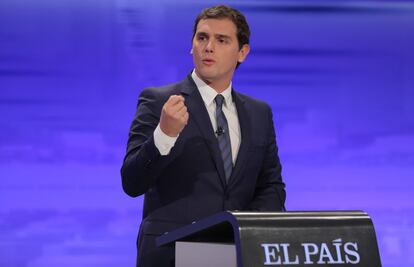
[154,70,241,165]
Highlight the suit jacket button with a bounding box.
[145,160,152,168]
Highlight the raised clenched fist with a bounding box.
[159,95,189,137]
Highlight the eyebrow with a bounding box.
[196,32,232,40]
[215,34,231,40]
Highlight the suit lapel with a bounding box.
[228,90,250,186]
[180,76,227,187]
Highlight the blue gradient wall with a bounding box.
[1,0,413,266]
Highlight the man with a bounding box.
[121,5,286,267]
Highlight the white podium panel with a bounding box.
[175,241,236,267]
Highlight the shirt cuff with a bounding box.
[153,124,178,155]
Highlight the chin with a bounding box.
[197,70,215,79]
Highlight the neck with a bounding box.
[194,70,231,93]
[204,80,230,93]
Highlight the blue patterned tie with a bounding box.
[215,94,233,181]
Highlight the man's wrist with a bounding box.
[159,124,179,138]
[154,124,178,155]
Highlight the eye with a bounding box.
[218,38,228,44]
[197,35,207,41]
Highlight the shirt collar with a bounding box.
[191,70,233,107]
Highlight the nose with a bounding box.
[205,40,214,53]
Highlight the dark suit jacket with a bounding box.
[121,74,286,266]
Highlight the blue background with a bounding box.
[1,0,413,266]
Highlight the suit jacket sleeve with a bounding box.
[120,88,174,197]
[247,105,286,211]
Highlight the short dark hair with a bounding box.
[192,5,250,50]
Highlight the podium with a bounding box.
[156,211,382,267]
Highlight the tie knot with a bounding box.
[215,94,225,108]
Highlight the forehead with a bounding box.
[195,18,237,37]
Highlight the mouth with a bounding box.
[202,58,215,65]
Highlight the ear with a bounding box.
[190,48,193,54]
[237,44,250,63]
